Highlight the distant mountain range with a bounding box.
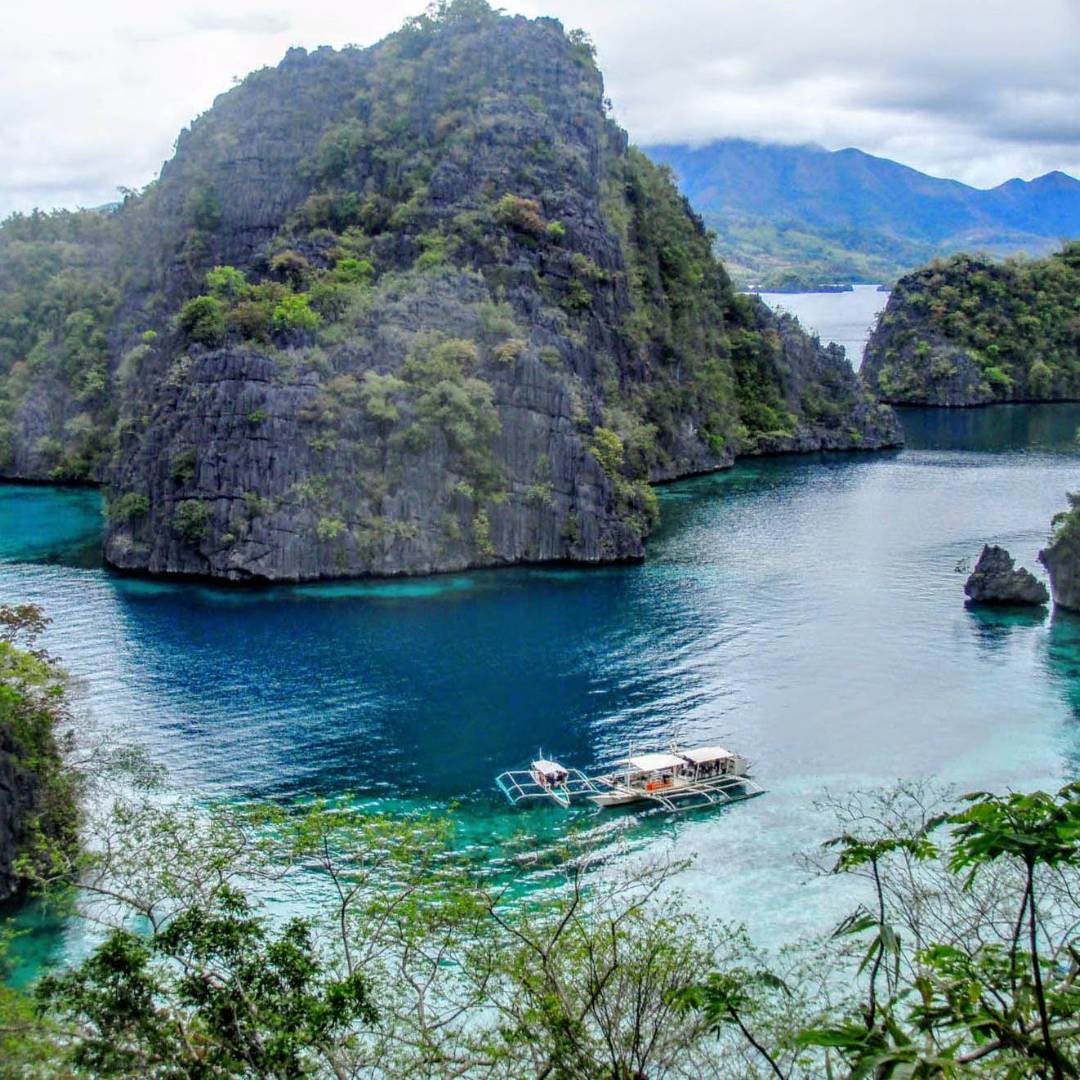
[644,139,1080,289]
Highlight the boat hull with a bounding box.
[588,767,753,808]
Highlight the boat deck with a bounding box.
[495,767,602,807]
[496,767,765,813]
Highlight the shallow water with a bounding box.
[3,404,1080,982]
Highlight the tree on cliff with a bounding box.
[0,605,78,903]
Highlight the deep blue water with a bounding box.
[4,402,1080,983]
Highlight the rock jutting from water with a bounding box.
[0,1,901,583]
[963,544,1048,606]
[1040,494,1080,611]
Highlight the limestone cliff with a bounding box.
[1040,494,1080,612]
[1,3,900,581]
[862,247,1080,406]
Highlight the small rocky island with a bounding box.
[0,4,900,583]
[964,545,1048,606]
[862,246,1080,405]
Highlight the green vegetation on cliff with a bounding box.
[863,243,1080,405]
[1039,491,1080,612]
[0,210,122,480]
[0,606,78,902]
[0,0,898,582]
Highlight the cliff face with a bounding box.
[2,4,900,582]
[862,247,1080,406]
[0,621,76,904]
[0,735,45,901]
[1040,494,1080,612]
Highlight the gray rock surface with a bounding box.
[1040,534,1080,611]
[3,8,902,583]
[0,736,42,902]
[964,544,1049,606]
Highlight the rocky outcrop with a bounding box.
[2,3,901,583]
[1040,504,1080,611]
[964,545,1048,606]
[862,248,1080,405]
[0,738,43,901]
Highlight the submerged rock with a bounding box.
[964,545,1048,606]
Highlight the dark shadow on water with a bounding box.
[1045,610,1080,712]
[898,403,1080,454]
[965,602,1048,655]
[1042,609,1080,778]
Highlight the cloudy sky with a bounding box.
[2,0,1078,218]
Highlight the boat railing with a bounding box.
[495,767,601,806]
[497,762,766,813]
[636,773,765,813]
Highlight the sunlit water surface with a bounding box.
[759,283,889,368]
[2,286,1079,981]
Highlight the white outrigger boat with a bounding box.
[495,754,599,810]
[495,743,764,813]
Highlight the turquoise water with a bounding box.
[3,405,1080,982]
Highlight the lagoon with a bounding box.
[4,397,1080,979]
[3,288,1079,979]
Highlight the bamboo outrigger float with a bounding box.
[495,743,765,813]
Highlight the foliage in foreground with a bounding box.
[0,773,1075,1078]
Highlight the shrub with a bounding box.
[589,427,624,477]
[170,448,197,484]
[177,295,226,346]
[185,184,221,231]
[228,300,272,343]
[403,337,480,383]
[316,516,346,541]
[108,492,150,522]
[271,293,320,336]
[358,371,406,424]
[545,220,566,243]
[472,509,495,556]
[116,342,153,386]
[494,194,545,236]
[33,435,63,461]
[205,265,249,300]
[308,282,352,322]
[270,251,311,288]
[173,500,212,543]
[476,301,518,343]
[333,257,375,285]
[313,120,367,181]
[493,338,526,365]
[243,492,275,518]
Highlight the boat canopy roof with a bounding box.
[532,759,566,773]
[680,746,736,764]
[623,752,686,772]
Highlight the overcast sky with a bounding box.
[2,0,1078,218]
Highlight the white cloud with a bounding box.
[1,0,1078,217]
[188,13,292,34]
